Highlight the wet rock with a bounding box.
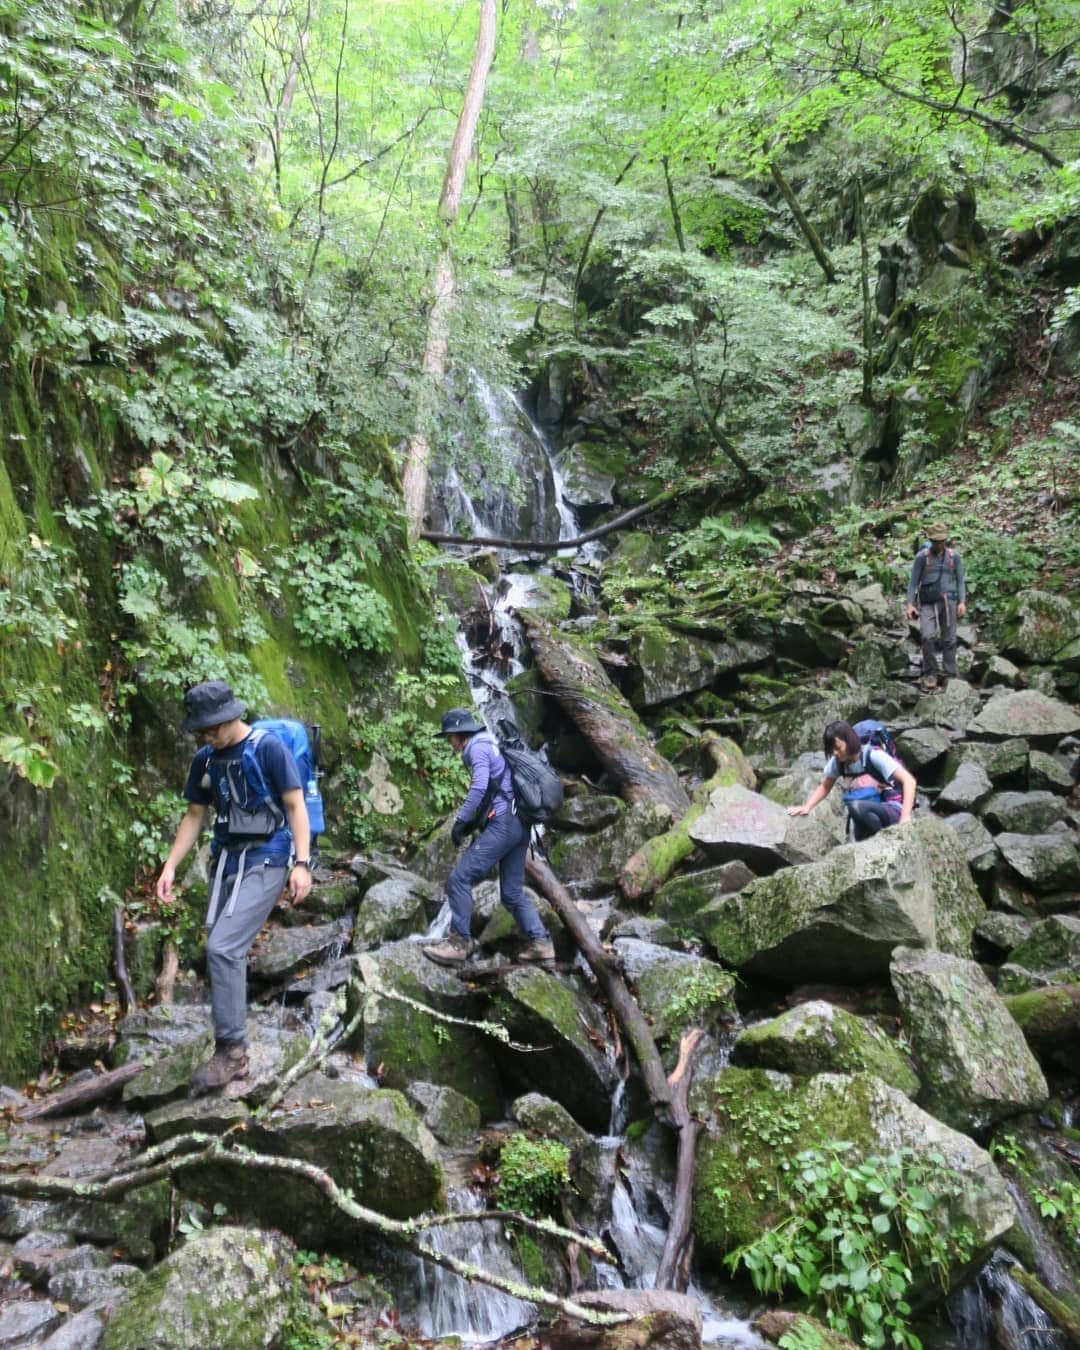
[606,915,679,946]
[895,725,953,771]
[755,1311,858,1349]
[547,792,623,833]
[614,941,736,1051]
[944,738,1029,788]
[352,878,429,949]
[995,831,1080,894]
[49,1261,142,1310]
[569,1289,702,1350]
[997,916,1080,995]
[1001,589,1080,664]
[549,799,672,894]
[511,1093,591,1151]
[349,942,501,1120]
[249,916,354,984]
[980,790,1072,835]
[142,1095,250,1147]
[179,1076,441,1247]
[284,955,353,998]
[652,861,755,933]
[975,912,1031,954]
[556,441,616,511]
[937,761,993,812]
[493,967,616,1132]
[404,1082,480,1147]
[0,1301,63,1344]
[1027,749,1075,795]
[733,999,920,1097]
[113,1005,212,1067]
[703,817,985,982]
[969,690,1080,743]
[102,1226,293,1350]
[890,947,1047,1131]
[686,784,829,874]
[692,1069,1015,1288]
[41,1308,106,1349]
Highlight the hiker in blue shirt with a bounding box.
[423,708,554,967]
[788,720,917,841]
[156,681,311,1094]
[906,523,967,692]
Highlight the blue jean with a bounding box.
[446,810,546,940]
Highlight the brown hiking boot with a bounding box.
[516,936,556,964]
[190,1045,249,1097]
[919,674,939,693]
[423,933,474,966]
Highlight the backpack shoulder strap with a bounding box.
[241,728,278,810]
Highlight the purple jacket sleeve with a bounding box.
[457,738,503,824]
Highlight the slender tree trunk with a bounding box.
[769,160,837,284]
[856,176,874,407]
[402,0,497,539]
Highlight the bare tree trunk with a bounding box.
[402,0,497,539]
[654,1029,704,1291]
[770,160,837,284]
[156,937,179,1006]
[113,906,136,1016]
[856,176,874,407]
[520,614,690,818]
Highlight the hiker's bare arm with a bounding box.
[788,777,835,816]
[283,788,312,903]
[156,803,208,902]
[895,765,917,823]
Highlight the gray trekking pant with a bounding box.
[205,856,287,1047]
[919,594,958,679]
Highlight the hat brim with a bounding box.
[182,699,247,732]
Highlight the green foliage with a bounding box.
[494,1133,572,1218]
[727,1142,977,1349]
[662,965,733,1027]
[0,734,60,788]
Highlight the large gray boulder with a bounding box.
[895,726,953,772]
[890,947,1047,1132]
[944,738,1029,788]
[613,940,736,1053]
[980,791,1072,835]
[549,799,672,893]
[686,784,834,874]
[937,761,993,812]
[177,1074,441,1249]
[491,967,617,1132]
[248,916,354,983]
[701,817,985,981]
[1001,589,1080,664]
[996,916,1080,994]
[912,679,982,731]
[995,830,1080,894]
[968,690,1080,743]
[625,627,769,707]
[733,1000,920,1097]
[353,877,430,948]
[691,1069,1015,1293]
[940,812,997,891]
[103,1227,293,1350]
[348,943,502,1119]
[652,860,755,933]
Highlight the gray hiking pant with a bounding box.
[205,855,287,1047]
[919,594,958,679]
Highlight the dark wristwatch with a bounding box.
[293,859,311,869]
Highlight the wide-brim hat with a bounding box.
[438,707,485,736]
[182,680,247,732]
[927,522,949,541]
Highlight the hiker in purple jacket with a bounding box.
[424,708,554,967]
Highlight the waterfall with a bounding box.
[947,1249,1065,1349]
[412,1189,535,1344]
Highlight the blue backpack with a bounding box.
[244,719,325,839]
[841,720,903,804]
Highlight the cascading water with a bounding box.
[411,381,768,1345]
[946,1248,1065,1350]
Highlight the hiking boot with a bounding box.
[516,936,556,964]
[423,933,474,966]
[919,674,939,693]
[190,1045,249,1097]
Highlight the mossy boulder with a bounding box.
[651,860,754,934]
[614,940,737,1052]
[547,792,624,834]
[549,799,672,894]
[555,440,618,511]
[348,942,502,1120]
[996,916,1080,995]
[625,627,769,708]
[944,738,1029,788]
[691,1068,1015,1279]
[733,1000,920,1097]
[687,783,838,874]
[968,690,1080,743]
[995,831,1080,895]
[890,947,1047,1132]
[979,791,1072,835]
[404,1081,481,1147]
[103,1226,293,1350]
[1001,590,1080,665]
[353,877,430,949]
[701,817,985,981]
[516,571,573,622]
[937,761,994,812]
[178,1074,441,1249]
[490,967,616,1131]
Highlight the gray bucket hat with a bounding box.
[438,707,485,736]
[182,680,247,732]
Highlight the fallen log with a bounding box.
[19,1061,144,1120]
[521,614,689,819]
[618,734,755,903]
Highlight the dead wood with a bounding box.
[19,1061,144,1120]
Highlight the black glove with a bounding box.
[451,818,470,847]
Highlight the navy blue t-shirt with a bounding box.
[183,730,302,865]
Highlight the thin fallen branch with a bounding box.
[419,485,681,551]
[113,906,136,1015]
[17,1061,144,1121]
[654,1028,705,1292]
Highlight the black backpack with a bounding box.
[492,720,564,825]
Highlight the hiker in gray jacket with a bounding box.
[423,708,554,967]
[906,523,967,691]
